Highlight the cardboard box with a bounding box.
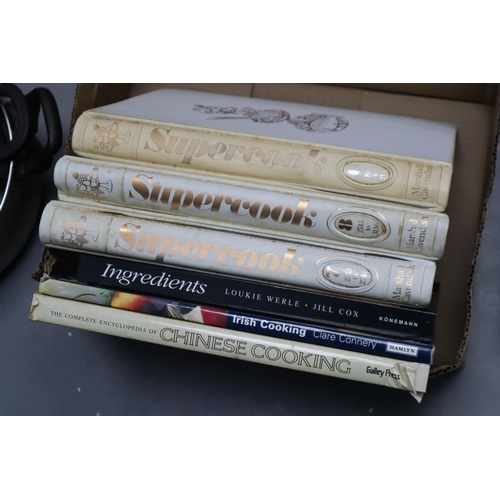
[65,83,500,377]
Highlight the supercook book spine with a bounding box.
[38,200,437,307]
[71,89,456,211]
[29,293,430,396]
[38,278,435,364]
[55,155,450,260]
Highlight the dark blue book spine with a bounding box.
[220,310,434,364]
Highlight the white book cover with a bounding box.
[55,155,450,259]
[72,88,456,210]
[38,200,437,307]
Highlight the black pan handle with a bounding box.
[19,86,63,176]
[0,83,30,163]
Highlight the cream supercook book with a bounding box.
[71,88,456,211]
[55,155,450,260]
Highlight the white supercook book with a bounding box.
[39,200,437,307]
[72,88,457,211]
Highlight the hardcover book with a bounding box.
[38,200,437,307]
[55,155,450,260]
[34,248,438,342]
[71,88,456,210]
[29,292,431,398]
[37,277,435,364]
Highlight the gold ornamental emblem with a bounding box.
[92,121,131,152]
[59,215,99,247]
[72,167,113,197]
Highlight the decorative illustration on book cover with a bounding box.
[193,105,350,132]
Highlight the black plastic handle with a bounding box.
[0,83,30,163]
[18,86,63,176]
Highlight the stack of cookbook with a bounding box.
[29,88,457,399]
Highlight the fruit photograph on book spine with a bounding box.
[39,278,230,328]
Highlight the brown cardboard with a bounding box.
[65,83,500,376]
